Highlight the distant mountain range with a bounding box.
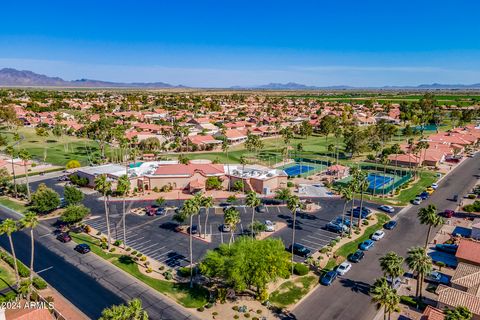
[0,68,185,88]
[1,68,480,90]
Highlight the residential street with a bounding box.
[293,153,480,320]
[0,206,200,320]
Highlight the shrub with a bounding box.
[0,252,30,277]
[468,194,477,199]
[212,311,218,315]
[287,181,294,188]
[320,247,330,254]
[131,251,137,255]
[293,263,309,276]
[197,307,205,312]
[164,272,173,280]
[109,248,116,252]
[178,266,191,278]
[256,310,262,314]
[153,186,159,192]
[137,253,143,257]
[66,160,81,169]
[400,295,418,308]
[126,247,131,252]
[69,174,89,187]
[244,313,250,318]
[232,306,239,311]
[362,220,369,226]
[140,256,147,262]
[32,277,48,290]
[234,315,239,319]
[146,268,153,273]
[159,265,165,271]
[114,240,122,246]
[205,303,213,309]
[96,231,101,236]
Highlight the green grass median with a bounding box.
[269,275,317,308]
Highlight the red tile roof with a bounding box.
[456,239,480,265]
[421,306,444,320]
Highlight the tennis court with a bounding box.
[283,164,315,177]
[367,173,393,189]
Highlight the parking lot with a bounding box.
[31,176,398,268]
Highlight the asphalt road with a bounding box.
[0,206,200,320]
[292,153,480,320]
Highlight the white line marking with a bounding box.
[36,266,53,274]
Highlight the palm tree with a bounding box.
[356,171,369,229]
[275,188,291,204]
[389,144,402,195]
[224,206,240,244]
[370,277,400,320]
[444,306,473,320]
[174,197,200,287]
[5,146,17,198]
[339,186,353,229]
[379,252,404,286]
[18,149,31,200]
[201,195,213,239]
[418,204,444,249]
[35,127,49,162]
[245,191,261,239]
[239,156,247,192]
[406,246,432,300]
[116,174,131,248]
[287,195,300,275]
[222,140,231,191]
[95,174,113,249]
[99,298,149,320]
[21,212,39,299]
[0,219,20,285]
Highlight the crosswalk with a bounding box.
[86,216,188,268]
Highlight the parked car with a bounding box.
[412,197,422,205]
[156,207,166,215]
[371,230,385,241]
[325,222,347,233]
[289,243,312,257]
[256,205,267,213]
[435,244,458,254]
[431,183,439,189]
[348,250,365,263]
[378,205,394,213]
[383,220,398,230]
[56,233,71,243]
[419,191,430,200]
[442,209,455,218]
[320,270,338,286]
[426,187,435,194]
[336,262,352,276]
[74,243,91,254]
[333,216,351,227]
[425,271,450,284]
[187,225,198,234]
[351,207,372,219]
[452,194,459,202]
[220,224,231,232]
[264,220,275,232]
[145,205,159,216]
[386,276,402,289]
[359,239,375,251]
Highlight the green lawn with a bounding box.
[1,127,102,166]
[335,213,390,258]
[269,275,317,308]
[70,232,208,308]
[0,197,27,213]
[0,263,15,291]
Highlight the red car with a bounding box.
[442,210,455,218]
[56,233,72,243]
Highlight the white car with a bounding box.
[412,197,422,205]
[264,220,275,232]
[431,183,439,190]
[337,262,352,276]
[378,205,394,213]
[371,230,385,241]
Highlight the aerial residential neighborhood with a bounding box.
[1,1,480,320]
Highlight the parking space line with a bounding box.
[310,233,336,240]
[296,242,316,250]
[137,243,161,252]
[134,240,153,250]
[126,237,145,245]
[154,250,174,259]
[301,238,325,247]
[142,246,165,255]
[307,234,333,242]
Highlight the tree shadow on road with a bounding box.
[339,278,371,295]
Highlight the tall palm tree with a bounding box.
[0,219,20,285]
[406,246,432,300]
[357,171,369,229]
[18,149,31,200]
[35,127,49,162]
[5,146,17,198]
[94,174,113,249]
[287,195,300,275]
[370,277,400,320]
[174,197,200,287]
[379,252,404,286]
[99,298,149,320]
[444,306,473,320]
[116,174,131,248]
[417,204,444,249]
[239,156,247,192]
[275,188,291,204]
[222,140,231,191]
[224,206,240,245]
[200,195,213,239]
[339,186,353,229]
[21,212,38,299]
[245,191,261,239]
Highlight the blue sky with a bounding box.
[1,0,480,87]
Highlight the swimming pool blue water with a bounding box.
[284,165,315,176]
[367,174,393,189]
[129,162,144,168]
